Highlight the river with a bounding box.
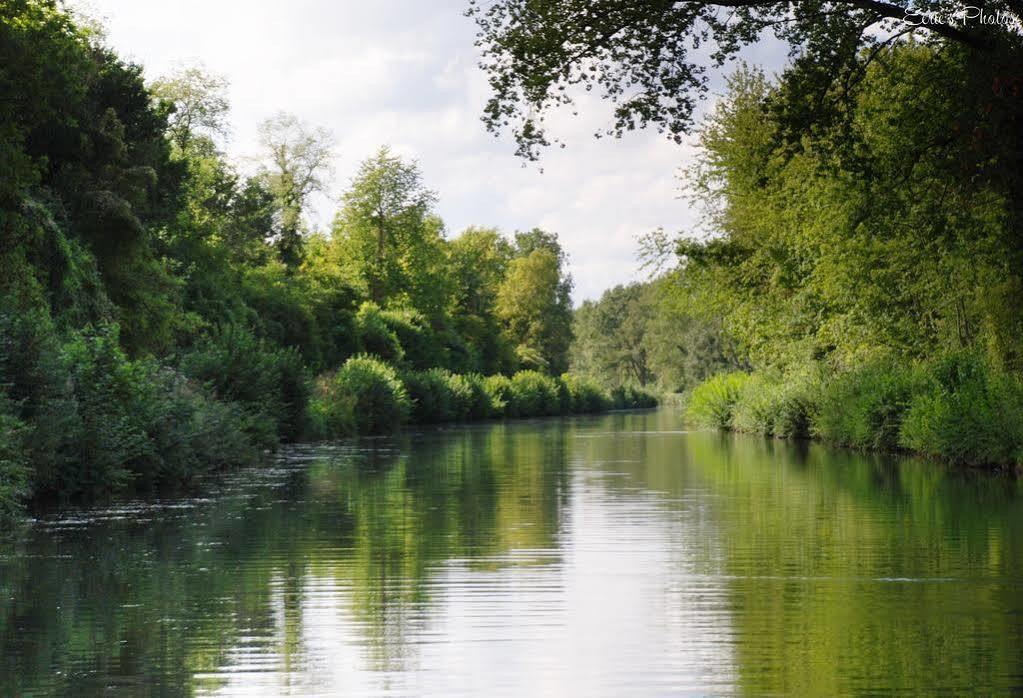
[2,408,1022,695]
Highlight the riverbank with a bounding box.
[0,342,656,524]
[685,351,1023,470]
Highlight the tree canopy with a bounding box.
[468,0,1023,158]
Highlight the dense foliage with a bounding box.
[0,2,604,522]
[308,355,657,440]
[535,13,1023,465]
[687,353,1023,466]
[570,278,743,394]
[669,39,1023,466]
[470,0,1020,159]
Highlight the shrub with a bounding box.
[900,352,1023,466]
[482,375,513,417]
[180,324,311,442]
[730,372,781,435]
[0,308,77,494]
[404,369,456,423]
[730,370,816,438]
[137,367,264,484]
[509,371,562,417]
[610,385,659,409]
[306,371,356,439]
[328,355,410,434]
[403,369,498,423]
[561,374,611,413]
[813,359,922,450]
[686,372,749,429]
[463,373,498,419]
[0,396,29,524]
[444,372,476,420]
[60,325,262,497]
[379,307,445,371]
[354,302,404,365]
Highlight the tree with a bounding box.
[570,277,740,392]
[468,0,1018,159]
[496,233,574,374]
[332,147,448,316]
[672,48,1023,368]
[150,64,230,154]
[571,284,653,386]
[256,112,334,268]
[448,227,517,373]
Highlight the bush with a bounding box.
[730,372,781,434]
[58,325,262,497]
[813,359,922,450]
[0,396,29,524]
[561,374,611,413]
[686,372,749,428]
[306,371,357,439]
[354,302,404,365]
[464,373,499,419]
[482,375,513,417]
[610,384,659,410]
[327,355,410,434]
[179,324,310,443]
[730,370,816,438]
[509,371,562,417]
[900,352,1023,465]
[379,307,446,371]
[404,369,456,423]
[403,369,498,423]
[0,308,77,495]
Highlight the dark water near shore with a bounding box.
[2,409,1022,696]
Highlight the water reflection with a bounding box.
[1,410,1022,695]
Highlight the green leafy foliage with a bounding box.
[610,385,660,410]
[814,359,924,451]
[507,371,562,417]
[0,396,28,525]
[561,374,611,414]
[729,370,818,439]
[328,356,411,435]
[686,372,750,430]
[570,278,743,395]
[901,353,1023,466]
[179,325,310,442]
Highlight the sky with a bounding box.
[72,0,785,303]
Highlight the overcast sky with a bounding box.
[73,0,785,302]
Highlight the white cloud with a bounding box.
[74,0,783,302]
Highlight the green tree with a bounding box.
[468,0,1013,159]
[496,235,573,374]
[332,147,449,318]
[256,112,334,269]
[150,64,230,154]
[447,227,516,374]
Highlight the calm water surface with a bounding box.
[3,409,1023,695]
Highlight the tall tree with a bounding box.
[256,112,334,269]
[496,230,574,373]
[448,227,517,373]
[332,147,448,316]
[150,64,230,154]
